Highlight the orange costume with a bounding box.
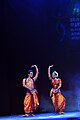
[50,78,66,113]
[23,78,39,114]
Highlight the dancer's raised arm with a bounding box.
[48,65,53,80]
[31,65,39,81]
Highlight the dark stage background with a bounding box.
[1,0,80,115]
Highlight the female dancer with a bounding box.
[48,65,66,114]
[22,65,39,116]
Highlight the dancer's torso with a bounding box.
[52,78,61,89]
[25,78,37,94]
[26,78,34,89]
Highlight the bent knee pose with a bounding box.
[22,65,39,116]
[48,65,66,114]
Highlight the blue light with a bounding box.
[73,2,80,16]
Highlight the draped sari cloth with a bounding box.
[50,78,66,113]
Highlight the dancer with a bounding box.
[48,65,66,114]
[22,65,39,116]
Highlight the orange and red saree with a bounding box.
[50,78,66,113]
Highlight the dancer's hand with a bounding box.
[53,89,56,93]
[31,65,37,68]
[50,91,53,97]
[49,65,54,68]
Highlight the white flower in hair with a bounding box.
[52,71,58,77]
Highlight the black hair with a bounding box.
[28,70,33,74]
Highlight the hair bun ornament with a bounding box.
[53,71,58,77]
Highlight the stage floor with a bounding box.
[0,112,80,120]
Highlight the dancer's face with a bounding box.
[52,72,57,78]
[52,71,58,78]
[28,72,33,78]
[52,74,56,78]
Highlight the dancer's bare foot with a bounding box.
[59,111,64,114]
[22,114,29,117]
[31,114,35,116]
